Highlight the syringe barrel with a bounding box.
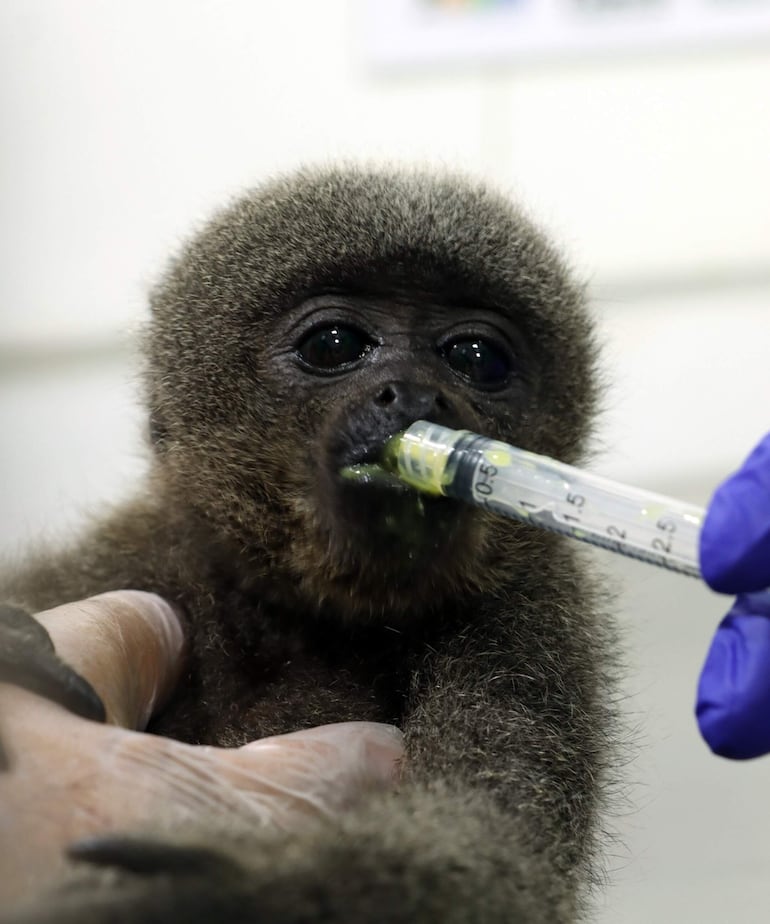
[394,421,705,578]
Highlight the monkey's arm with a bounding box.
[9,785,575,924]
[410,559,614,874]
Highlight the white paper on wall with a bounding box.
[362,0,770,69]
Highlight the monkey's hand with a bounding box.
[0,592,403,910]
[6,783,570,924]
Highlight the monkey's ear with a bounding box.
[148,410,169,450]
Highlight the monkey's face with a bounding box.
[246,288,540,617]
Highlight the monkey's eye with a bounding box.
[295,324,374,372]
[440,337,512,388]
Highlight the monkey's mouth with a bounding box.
[332,443,461,556]
[337,440,410,492]
[338,462,408,492]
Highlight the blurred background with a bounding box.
[1,0,769,919]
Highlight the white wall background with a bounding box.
[1,1,769,920]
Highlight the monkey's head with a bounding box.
[145,166,598,619]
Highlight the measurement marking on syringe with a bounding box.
[391,421,706,580]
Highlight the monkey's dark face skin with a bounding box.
[254,290,536,616]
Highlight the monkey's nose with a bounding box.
[374,381,451,417]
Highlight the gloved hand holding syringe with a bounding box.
[350,421,770,761]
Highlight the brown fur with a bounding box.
[2,166,618,923]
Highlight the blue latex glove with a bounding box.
[697,433,770,759]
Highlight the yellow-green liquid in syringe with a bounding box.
[382,420,705,578]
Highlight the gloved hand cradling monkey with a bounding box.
[0,592,403,906]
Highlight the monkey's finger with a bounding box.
[0,605,106,737]
[220,722,405,825]
[34,592,187,730]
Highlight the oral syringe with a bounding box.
[382,420,705,578]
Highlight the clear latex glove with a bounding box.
[0,592,404,904]
[697,433,770,758]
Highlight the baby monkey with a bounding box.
[1,166,617,923]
